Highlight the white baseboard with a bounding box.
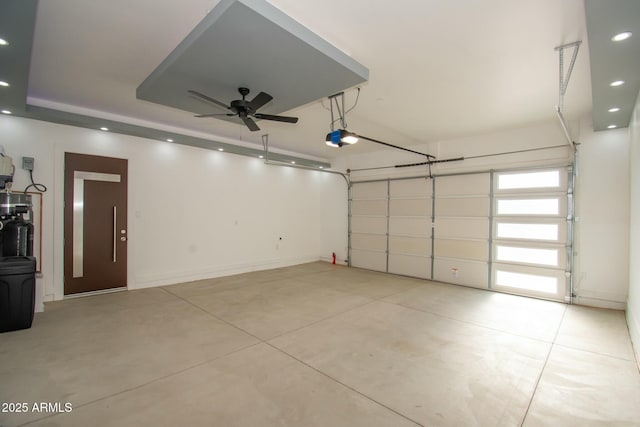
[573,289,627,310]
[132,255,322,289]
[573,296,627,310]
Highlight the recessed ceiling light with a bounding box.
[612,32,632,42]
[100,127,109,131]
[0,38,8,46]
[0,81,9,87]
[217,148,224,152]
[319,166,324,169]
[608,107,620,113]
[166,138,173,142]
[608,125,617,129]
[610,80,625,87]
[1,110,11,115]
[291,161,296,164]
[258,155,264,159]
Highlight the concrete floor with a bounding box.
[1,262,639,426]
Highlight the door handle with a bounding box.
[113,206,117,263]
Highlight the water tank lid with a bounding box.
[0,256,36,275]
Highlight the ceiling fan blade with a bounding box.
[187,90,230,110]
[241,116,260,131]
[247,92,273,111]
[253,113,298,124]
[194,113,236,118]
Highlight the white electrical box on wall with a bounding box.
[22,157,34,171]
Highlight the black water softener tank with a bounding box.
[0,193,37,332]
[2,218,34,256]
[0,193,34,257]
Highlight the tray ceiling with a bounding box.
[136,0,369,126]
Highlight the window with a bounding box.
[497,198,559,215]
[495,270,558,294]
[495,245,558,266]
[497,171,560,190]
[496,223,559,241]
[491,167,569,301]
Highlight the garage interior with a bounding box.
[1,0,640,425]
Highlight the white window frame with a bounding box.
[495,195,567,217]
[494,168,568,194]
[492,263,566,301]
[494,219,567,243]
[493,242,566,269]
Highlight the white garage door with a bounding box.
[349,166,572,302]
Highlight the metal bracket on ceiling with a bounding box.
[327,89,360,131]
[555,41,581,113]
[328,92,346,131]
[554,41,581,148]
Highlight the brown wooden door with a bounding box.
[64,153,128,295]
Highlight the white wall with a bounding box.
[0,115,346,310]
[573,121,630,309]
[337,119,631,309]
[627,90,640,364]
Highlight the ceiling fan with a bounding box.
[187,87,299,132]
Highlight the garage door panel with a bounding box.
[434,258,488,288]
[390,178,432,198]
[351,199,387,216]
[351,216,387,234]
[389,254,430,278]
[437,174,490,195]
[351,233,387,251]
[435,197,489,217]
[389,217,430,237]
[434,239,488,261]
[351,182,387,199]
[351,249,386,272]
[389,236,431,255]
[389,199,431,217]
[435,218,489,239]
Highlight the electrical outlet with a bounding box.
[22,157,34,171]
